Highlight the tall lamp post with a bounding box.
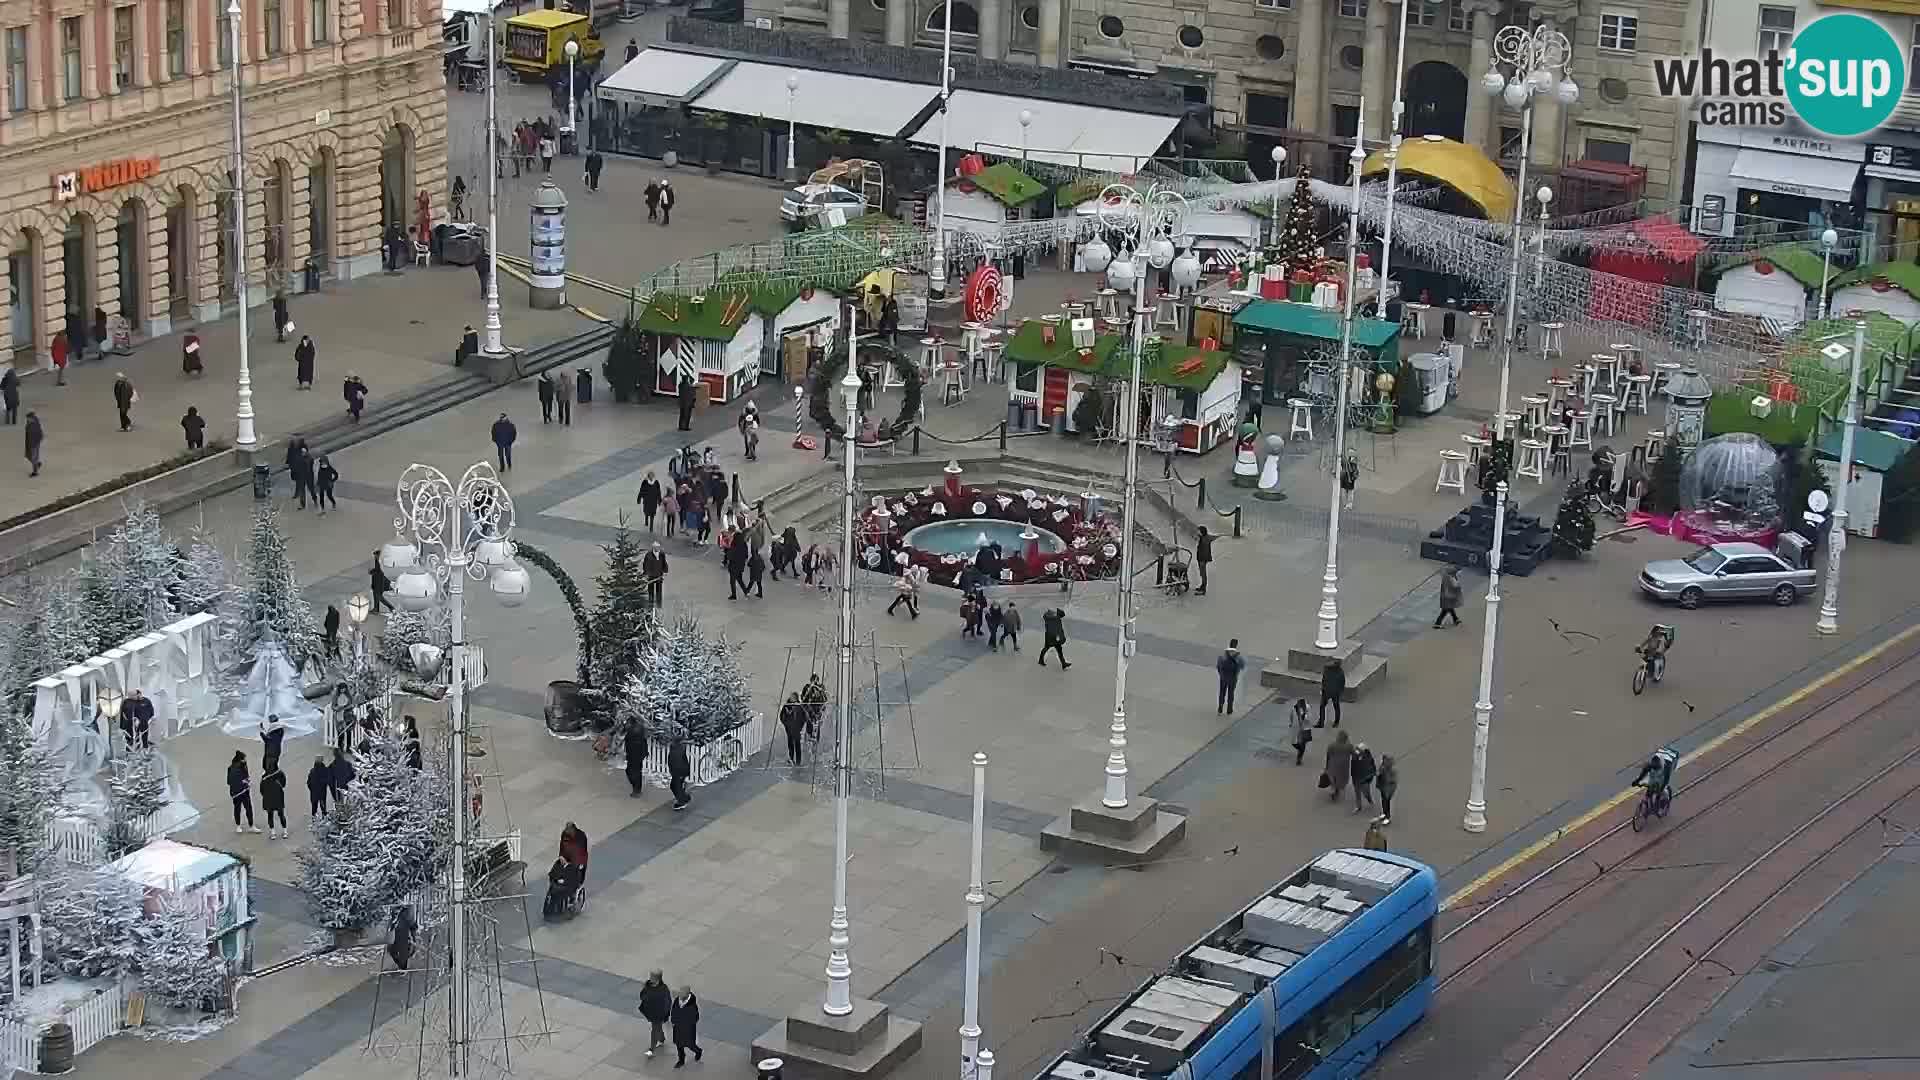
[382,464,532,1072]
[1376,0,1415,305]
[481,9,505,358]
[958,752,989,1079]
[1269,145,1287,249]
[563,39,580,143]
[1018,109,1032,165]
[1316,106,1367,651]
[1532,186,1552,287]
[785,73,800,183]
[1072,182,1188,809]
[823,322,862,1016]
[226,0,257,450]
[928,2,956,298]
[1818,227,1839,319]
[1815,317,1867,636]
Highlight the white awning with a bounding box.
[691,63,937,137]
[1867,163,1920,185]
[1729,149,1861,202]
[597,49,732,108]
[909,90,1180,174]
[441,0,505,14]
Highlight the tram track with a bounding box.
[1434,640,1920,995]
[1501,739,1920,1080]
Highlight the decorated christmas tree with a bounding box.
[1274,162,1318,276]
[39,859,145,978]
[1552,481,1596,557]
[623,610,753,742]
[1477,437,1514,501]
[231,504,320,680]
[136,896,230,1011]
[76,501,183,653]
[590,516,654,690]
[1646,442,1685,515]
[295,729,449,932]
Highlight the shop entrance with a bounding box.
[381,126,414,235]
[308,150,335,277]
[8,231,39,363]
[62,215,94,344]
[167,189,195,321]
[117,201,145,333]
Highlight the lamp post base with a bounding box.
[1040,792,1186,861]
[752,999,923,1080]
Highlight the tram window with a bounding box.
[1294,918,1435,1060]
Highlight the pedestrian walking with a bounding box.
[538,371,556,422]
[261,761,289,838]
[371,554,397,613]
[667,736,692,810]
[293,333,317,389]
[1435,566,1463,628]
[1318,657,1344,727]
[662,484,680,540]
[1375,754,1397,824]
[771,526,801,580]
[637,971,672,1055]
[1340,452,1359,511]
[273,292,291,342]
[287,438,314,509]
[801,544,821,586]
[491,412,517,471]
[1349,741,1376,813]
[645,180,661,222]
[1216,638,1247,714]
[228,751,259,833]
[1289,698,1312,765]
[780,693,808,766]
[670,987,702,1067]
[623,723,648,797]
[584,149,604,192]
[986,600,1007,649]
[1322,730,1353,804]
[676,375,695,431]
[747,546,766,598]
[324,604,342,660]
[659,180,675,227]
[1038,608,1071,668]
[725,532,749,600]
[344,372,368,421]
[539,134,556,174]
[328,747,356,798]
[112,372,136,431]
[1363,818,1389,851]
[182,406,206,450]
[744,417,760,461]
[886,569,919,618]
[642,542,668,607]
[23,411,43,477]
[307,757,331,818]
[1193,525,1214,595]
[1,366,17,425]
[959,591,978,638]
[182,331,204,375]
[1001,600,1023,651]
[118,689,154,748]
[315,454,340,513]
[51,331,69,384]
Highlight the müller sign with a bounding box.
[50,156,160,202]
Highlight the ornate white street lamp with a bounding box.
[928,4,957,299]
[226,0,257,450]
[1819,227,1839,320]
[481,9,506,359]
[1078,181,1188,809]
[1019,109,1032,165]
[958,752,990,1079]
[1316,106,1367,652]
[786,73,800,183]
[824,324,862,1016]
[1816,318,1867,636]
[386,462,531,1063]
[564,39,580,140]
[1376,0,1416,305]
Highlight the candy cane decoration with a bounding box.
[793,384,806,448]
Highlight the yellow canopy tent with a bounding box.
[1360,136,1516,222]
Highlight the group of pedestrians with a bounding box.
[776,673,829,767]
[1315,729,1398,824]
[643,179,677,226]
[510,118,562,177]
[284,436,340,512]
[621,723,695,810]
[536,370,576,425]
[224,714,396,839]
[635,971,703,1067]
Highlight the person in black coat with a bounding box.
[290,439,316,510]
[307,757,332,817]
[23,411,42,476]
[227,751,258,832]
[343,372,368,421]
[1193,525,1214,596]
[676,375,695,431]
[323,605,342,659]
[182,406,207,450]
[1216,639,1246,714]
[261,761,289,838]
[623,724,648,797]
[658,181,676,227]
[638,472,664,531]
[670,986,702,1066]
[328,747,356,798]
[457,325,480,368]
[747,547,766,599]
[405,716,423,771]
[1038,608,1071,669]
[724,533,749,601]
[1318,657,1345,728]
[642,543,668,607]
[113,372,135,431]
[1,366,18,425]
[261,714,287,772]
[491,413,517,471]
[371,553,396,613]
[538,372,556,423]
[119,689,155,749]
[667,737,692,810]
[637,972,672,1055]
[315,455,339,513]
[295,334,317,389]
[779,693,807,766]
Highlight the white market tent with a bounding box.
[907,89,1180,173]
[598,48,732,108]
[694,62,935,137]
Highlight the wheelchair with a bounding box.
[542,863,590,920]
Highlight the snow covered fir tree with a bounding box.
[137,896,233,1011]
[591,516,656,691]
[296,728,450,934]
[38,860,146,980]
[104,749,171,857]
[1552,481,1596,558]
[230,503,320,684]
[622,611,753,742]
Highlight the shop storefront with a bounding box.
[1863,141,1920,265]
[1691,127,1865,238]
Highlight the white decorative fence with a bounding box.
[47,813,166,866]
[0,1016,36,1072]
[0,982,126,1072]
[635,713,771,787]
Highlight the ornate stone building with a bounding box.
[748,0,1694,204]
[2,0,446,367]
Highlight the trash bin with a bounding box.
[252,465,272,499]
[757,1060,784,1080]
[1006,399,1022,429]
[1051,406,1066,436]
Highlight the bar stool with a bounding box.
[1154,294,1183,333]
[980,341,1006,383]
[1568,409,1592,449]
[1546,376,1575,415]
[1577,363,1599,400]
[1612,343,1639,375]
[1521,394,1550,433]
[918,336,943,378]
[1538,422,1569,471]
[1621,372,1652,414]
[1540,321,1566,358]
[1588,392,1618,438]
[1288,398,1315,440]
[1496,411,1525,439]
[1653,361,1681,397]
[1436,449,1469,494]
[937,360,967,405]
[1061,300,1090,321]
[1516,438,1548,483]
[1471,310,1496,348]
[1462,433,1489,467]
[1403,302,1430,339]
[1644,429,1667,460]
[1592,353,1620,394]
[1096,288,1122,321]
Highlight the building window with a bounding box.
[1019,4,1037,28]
[385,0,403,31]
[5,26,27,111]
[1417,1,1462,28]
[1448,0,1467,31]
[114,6,135,90]
[264,0,282,54]
[1911,24,1920,93]
[1756,6,1793,56]
[1332,104,1359,137]
[1339,44,1364,69]
[60,16,82,100]
[1245,90,1289,128]
[215,0,232,67]
[1097,13,1123,37]
[311,0,328,42]
[1598,10,1637,51]
[928,2,979,34]
[1177,24,1203,48]
[1255,34,1286,59]
[1499,124,1522,161]
[1338,0,1367,19]
[166,0,186,75]
[1256,0,1292,9]
[1585,137,1632,163]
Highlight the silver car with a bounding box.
[780,183,868,230]
[1638,541,1817,609]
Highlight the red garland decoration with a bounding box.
[1754,259,1775,275]
[1872,277,1893,293]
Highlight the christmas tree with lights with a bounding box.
[1274,162,1319,277]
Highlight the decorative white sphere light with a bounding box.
[1170,249,1203,291]
[379,539,419,576]
[564,38,579,58]
[490,561,532,607]
[1147,236,1177,269]
[1502,79,1528,109]
[1107,255,1137,291]
[1555,77,1579,105]
[409,643,446,680]
[1821,228,1839,251]
[1530,67,1554,92]
[1081,237,1114,274]
[1271,144,1287,165]
[1482,68,1507,97]
[96,687,124,720]
[787,72,799,92]
[395,566,442,611]
[474,536,515,569]
[1536,186,1554,206]
[1019,108,1032,129]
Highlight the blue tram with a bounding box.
[1037,849,1438,1080]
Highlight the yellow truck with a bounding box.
[502,9,605,82]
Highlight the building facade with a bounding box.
[2,0,446,368]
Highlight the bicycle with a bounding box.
[1631,650,1665,695]
[1630,783,1672,832]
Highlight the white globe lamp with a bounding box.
[474,536,515,568]
[1555,77,1580,105]
[1081,237,1113,274]
[394,566,441,611]
[1530,67,1554,93]
[1536,186,1553,207]
[1107,255,1137,291]
[1170,250,1203,291]
[379,539,419,576]
[1502,79,1528,109]
[1147,236,1176,269]
[1482,69,1506,97]
[490,561,532,607]
[1271,144,1287,167]
[1821,228,1839,251]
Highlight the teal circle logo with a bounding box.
[1785,14,1905,137]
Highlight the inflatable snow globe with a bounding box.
[1676,432,1783,542]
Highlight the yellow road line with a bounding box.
[1442,620,1920,911]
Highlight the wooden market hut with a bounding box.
[1828,262,1920,326]
[1002,319,1239,452]
[1228,298,1404,415]
[1712,246,1833,329]
[925,160,1050,246]
[640,290,766,405]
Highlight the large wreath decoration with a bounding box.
[810,343,922,443]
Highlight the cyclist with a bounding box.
[1633,746,1679,813]
[1636,624,1671,681]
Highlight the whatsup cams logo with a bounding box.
[1652,13,1906,137]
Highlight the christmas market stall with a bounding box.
[642,290,766,405]
[1827,262,1920,325]
[1711,246,1831,329]
[1001,318,1239,452]
[1815,426,1911,538]
[109,839,254,976]
[928,158,1049,247]
[1229,298,1404,422]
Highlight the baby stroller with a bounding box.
[1161,553,1191,597]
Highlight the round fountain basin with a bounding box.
[903,519,1067,556]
